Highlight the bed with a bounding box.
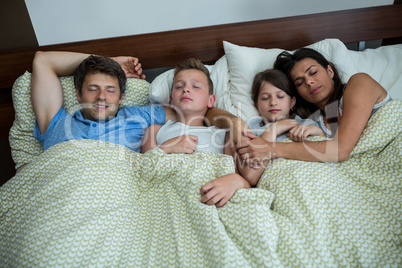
[1,4,402,267]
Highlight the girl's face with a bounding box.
[170,69,215,117]
[290,58,335,110]
[256,82,296,123]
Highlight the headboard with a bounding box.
[0,4,401,181]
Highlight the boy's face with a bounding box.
[76,72,123,121]
[170,69,215,116]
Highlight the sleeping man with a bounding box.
[31,51,247,152]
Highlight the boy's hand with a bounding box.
[160,135,198,154]
[112,56,146,79]
[200,173,250,208]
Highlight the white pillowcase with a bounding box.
[348,44,402,100]
[149,39,402,124]
[223,38,358,121]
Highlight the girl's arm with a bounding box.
[237,73,388,163]
[261,119,299,142]
[287,125,325,142]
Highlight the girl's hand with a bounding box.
[275,119,299,135]
[160,135,198,154]
[200,173,250,208]
[288,125,324,142]
[112,56,146,79]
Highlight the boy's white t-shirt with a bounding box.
[156,120,227,154]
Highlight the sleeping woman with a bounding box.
[237,47,392,166]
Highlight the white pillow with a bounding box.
[348,44,402,100]
[223,39,358,121]
[149,56,240,115]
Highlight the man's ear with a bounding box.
[119,93,124,105]
[208,94,216,108]
[76,89,82,102]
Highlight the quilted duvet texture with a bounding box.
[1,100,401,267]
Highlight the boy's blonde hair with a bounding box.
[173,58,214,94]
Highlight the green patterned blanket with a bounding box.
[1,100,401,267]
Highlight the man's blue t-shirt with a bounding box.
[34,105,166,152]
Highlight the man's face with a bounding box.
[77,72,123,121]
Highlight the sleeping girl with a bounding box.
[238,69,325,186]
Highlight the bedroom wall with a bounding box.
[4,0,394,49]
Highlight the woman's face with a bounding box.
[256,82,295,123]
[290,58,335,110]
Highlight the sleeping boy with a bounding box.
[141,58,251,207]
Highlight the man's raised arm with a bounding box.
[31,51,91,134]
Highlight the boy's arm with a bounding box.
[205,107,249,146]
[236,160,268,187]
[31,51,91,134]
[224,132,265,186]
[141,124,198,154]
[141,125,162,153]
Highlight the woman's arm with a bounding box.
[238,73,387,163]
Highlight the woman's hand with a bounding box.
[160,135,198,154]
[112,56,146,79]
[200,173,251,208]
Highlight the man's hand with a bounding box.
[160,135,198,154]
[112,56,146,79]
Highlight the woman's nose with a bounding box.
[306,77,314,86]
